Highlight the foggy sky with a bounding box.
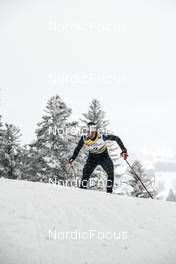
[0,0,176,158]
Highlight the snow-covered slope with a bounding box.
[0,178,176,264]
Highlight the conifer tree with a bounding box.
[127,160,155,198]
[31,95,83,182]
[81,99,109,129]
[0,116,5,176]
[1,123,22,179]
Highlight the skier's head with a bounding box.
[87,122,97,138]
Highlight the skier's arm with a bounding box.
[103,134,127,151]
[70,136,84,162]
[103,135,128,160]
[103,134,128,160]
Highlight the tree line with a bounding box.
[0,95,156,198]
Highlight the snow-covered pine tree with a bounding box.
[30,95,81,183]
[127,160,155,198]
[20,144,47,181]
[81,99,109,129]
[1,123,22,179]
[166,189,176,202]
[0,116,6,177]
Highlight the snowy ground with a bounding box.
[0,178,176,264]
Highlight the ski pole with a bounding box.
[70,164,76,179]
[125,160,153,199]
[69,163,81,188]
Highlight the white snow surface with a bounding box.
[0,178,176,264]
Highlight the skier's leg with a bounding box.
[100,155,114,193]
[81,157,97,189]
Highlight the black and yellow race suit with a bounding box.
[71,132,127,193]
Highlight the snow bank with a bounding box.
[0,178,176,264]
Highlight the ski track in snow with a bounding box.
[0,178,176,264]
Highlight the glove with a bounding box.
[68,157,74,164]
[121,150,128,160]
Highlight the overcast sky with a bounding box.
[0,0,176,158]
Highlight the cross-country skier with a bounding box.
[69,122,128,193]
